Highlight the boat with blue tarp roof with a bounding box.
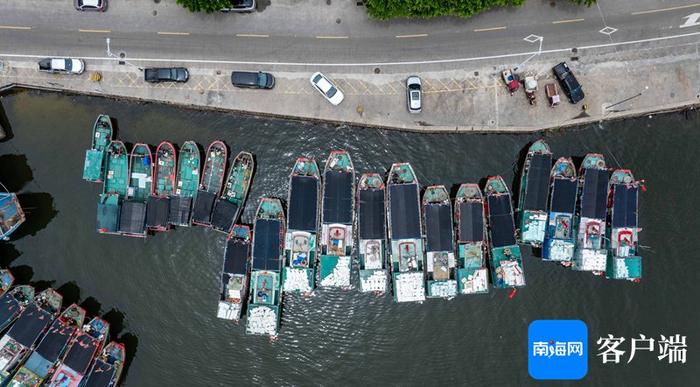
[516,139,552,247]
[217,225,252,322]
[572,154,609,275]
[542,157,578,265]
[47,317,109,387]
[387,162,426,303]
[83,341,126,387]
[454,184,490,295]
[0,286,34,333]
[318,150,354,288]
[246,198,285,337]
[282,157,319,293]
[606,169,643,281]
[484,176,525,288]
[357,173,388,293]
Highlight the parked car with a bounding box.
[406,76,422,113]
[38,58,85,75]
[144,68,189,83]
[231,71,275,89]
[221,0,256,12]
[74,0,107,12]
[310,72,344,106]
[552,62,584,104]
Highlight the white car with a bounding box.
[38,58,85,75]
[310,72,344,105]
[406,76,422,113]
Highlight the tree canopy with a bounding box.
[176,0,232,13]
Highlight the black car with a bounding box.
[552,62,584,104]
[231,71,275,89]
[221,0,256,12]
[144,68,189,83]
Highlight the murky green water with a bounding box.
[0,91,697,385]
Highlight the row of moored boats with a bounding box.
[0,269,124,386]
[82,115,254,236]
[221,141,643,337]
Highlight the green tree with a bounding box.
[364,0,596,20]
[176,0,232,13]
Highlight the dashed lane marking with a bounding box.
[552,18,585,24]
[157,31,190,36]
[473,26,507,32]
[0,25,31,30]
[79,29,111,33]
[316,36,349,39]
[395,33,428,38]
[235,34,269,38]
[632,3,700,16]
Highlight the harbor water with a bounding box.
[0,91,697,385]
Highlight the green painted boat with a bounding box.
[516,139,552,247]
[153,141,177,197]
[454,184,490,295]
[97,141,128,235]
[120,143,152,238]
[319,150,354,288]
[423,185,457,298]
[485,176,525,288]
[606,169,643,281]
[211,151,255,234]
[246,198,285,337]
[192,140,227,227]
[282,157,319,293]
[82,115,113,183]
[387,162,426,303]
[169,140,201,227]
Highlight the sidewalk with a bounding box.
[1,39,699,133]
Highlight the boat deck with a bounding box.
[64,335,99,374]
[523,154,552,211]
[611,185,639,228]
[551,179,578,214]
[425,203,453,252]
[487,195,517,248]
[192,190,217,225]
[288,176,318,232]
[389,184,420,239]
[0,192,24,238]
[96,194,120,234]
[252,219,282,271]
[211,199,239,233]
[581,169,609,220]
[146,196,170,230]
[35,321,78,366]
[490,246,526,288]
[0,294,20,329]
[359,188,385,240]
[84,359,115,387]
[7,304,52,347]
[323,171,353,224]
[168,196,192,226]
[82,150,104,182]
[458,202,484,243]
[118,201,146,236]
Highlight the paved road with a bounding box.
[1,0,700,70]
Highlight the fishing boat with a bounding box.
[387,163,426,303]
[47,317,109,387]
[146,141,177,232]
[82,115,113,183]
[357,173,388,293]
[119,143,152,238]
[0,288,63,383]
[0,286,34,333]
[246,198,285,337]
[169,140,200,227]
[211,151,254,234]
[318,150,354,288]
[542,157,578,265]
[484,176,525,288]
[572,154,609,274]
[9,304,86,386]
[97,141,129,235]
[606,169,643,281]
[217,225,251,322]
[454,184,490,295]
[423,185,457,298]
[516,139,552,247]
[0,182,25,241]
[83,342,126,387]
[192,140,227,227]
[0,270,14,298]
[282,157,319,293]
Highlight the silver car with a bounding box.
[406,76,422,113]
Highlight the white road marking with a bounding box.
[395,33,428,38]
[157,31,190,36]
[0,25,31,30]
[79,29,111,33]
[2,31,700,67]
[552,18,585,24]
[473,26,507,32]
[679,13,700,28]
[316,36,349,39]
[632,3,700,16]
[236,34,269,38]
